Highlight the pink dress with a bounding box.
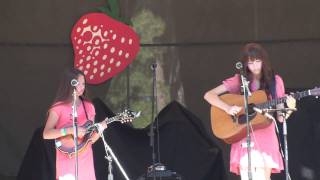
[223,74,284,175]
[50,101,96,180]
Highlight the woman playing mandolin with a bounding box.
[43,68,107,180]
[204,43,296,180]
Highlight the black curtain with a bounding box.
[17,99,226,180]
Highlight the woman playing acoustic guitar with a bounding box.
[204,43,296,180]
[43,68,107,180]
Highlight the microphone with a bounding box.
[236,61,251,96]
[235,61,246,77]
[253,107,275,121]
[70,79,79,87]
[150,63,157,70]
[235,61,243,70]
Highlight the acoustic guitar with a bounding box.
[211,87,320,144]
[55,109,141,157]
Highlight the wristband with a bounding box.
[60,128,67,136]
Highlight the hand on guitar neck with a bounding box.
[87,122,106,145]
[85,121,109,144]
[277,95,296,122]
[86,120,108,134]
[96,120,108,132]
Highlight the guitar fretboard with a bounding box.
[256,89,312,109]
[104,116,120,124]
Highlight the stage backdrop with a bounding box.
[1,0,320,179]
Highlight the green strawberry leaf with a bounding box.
[87,0,101,2]
[88,0,132,26]
[108,0,120,18]
[97,6,112,15]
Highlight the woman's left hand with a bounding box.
[286,95,296,109]
[278,95,296,122]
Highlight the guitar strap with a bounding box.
[80,96,89,120]
[270,74,277,99]
[271,75,287,162]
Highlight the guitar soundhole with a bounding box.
[237,104,257,124]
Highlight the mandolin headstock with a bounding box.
[117,109,141,123]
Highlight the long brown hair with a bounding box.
[240,43,275,96]
[51,67,89,106]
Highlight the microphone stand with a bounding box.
[149,63,160,180]
[236,62,253,179]
[262,108,293,180]
[71,89,79,180]
[239,69,253,180]
[141,63,180,180]
[150,63,156,165]
[282,113,290,180]
[95,124,130,180]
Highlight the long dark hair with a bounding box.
[240,43,275,96]
[51,67,89,106]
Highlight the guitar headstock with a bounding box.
[117,109,141,123]
[311,87,320,98]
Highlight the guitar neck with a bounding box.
[256,89,312,109]
[92,116,119,132]
[104,116,119,124]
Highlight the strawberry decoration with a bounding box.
[71,13,140,84]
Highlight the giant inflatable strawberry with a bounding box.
[71,13,140,84]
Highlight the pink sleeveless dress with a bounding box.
[50,101,96,180]
[223,74,284,175]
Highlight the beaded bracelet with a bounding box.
[60,128,67,136]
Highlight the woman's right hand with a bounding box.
[74,127,87,138]
[225,105,242,116]
[64,127,87,138]
[66,127,87,138]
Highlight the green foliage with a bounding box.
[132,9,166,43]
[105,9,169,128]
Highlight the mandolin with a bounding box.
[55,109,141,157]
